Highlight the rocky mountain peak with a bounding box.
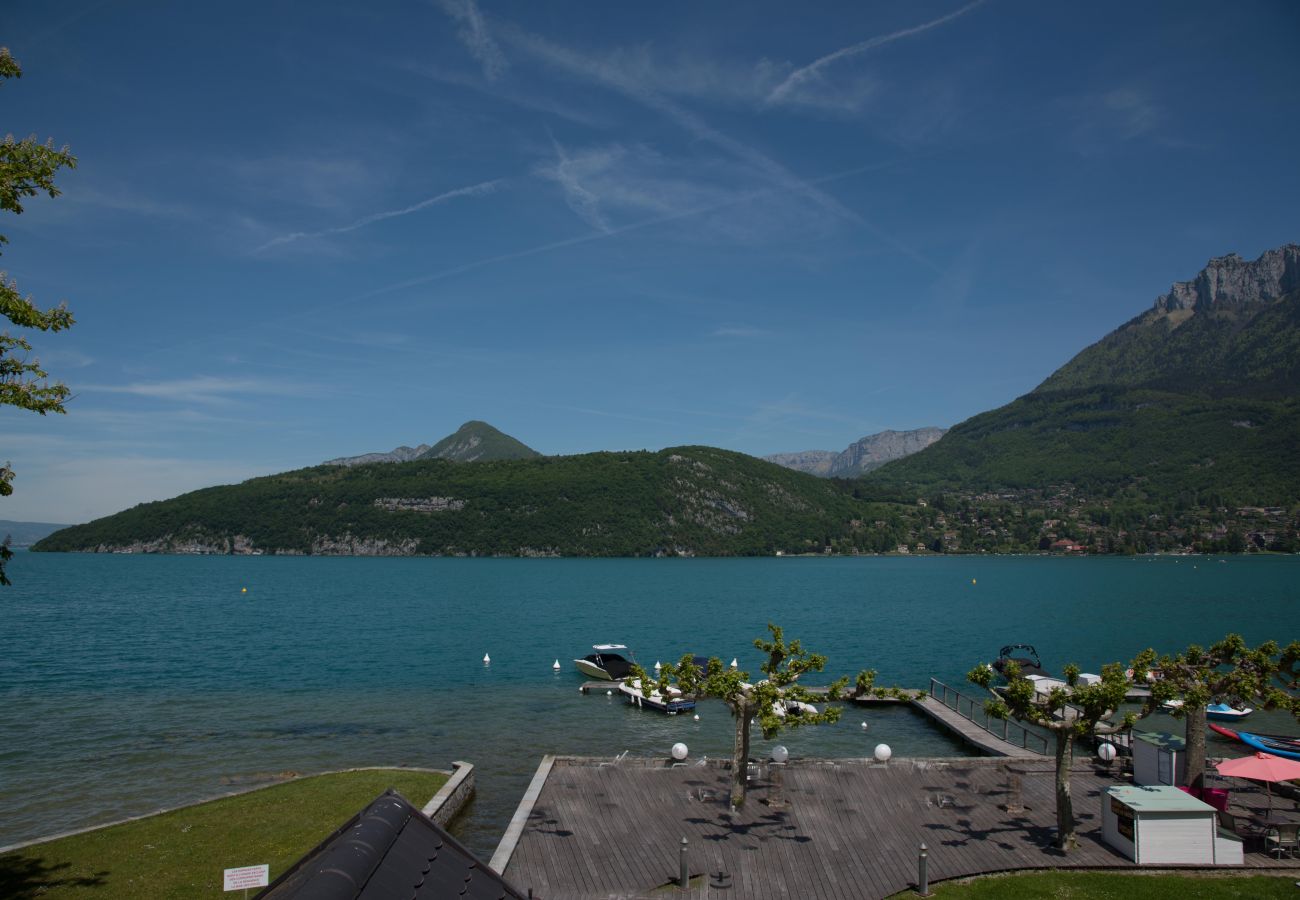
[1154,243,1300,313]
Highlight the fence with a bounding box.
[928,678,1050,755]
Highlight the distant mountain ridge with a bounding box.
[324,421,540,466]
[869,243,1300,502]
[766,427,947,477]
[0,520,69,546]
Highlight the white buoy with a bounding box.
[671,742,688,761]
[874,743,892,762]
[606,690,612,696]
[861,721,869,731]
[693,714,700,721]
[654,660,662,671]
[729,658,738,669]
[483,653,491,665]
[552,659,561,671]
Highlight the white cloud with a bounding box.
[81,376,320,405]
[255,178,504,252]
[498,24,862,226]
[435,0,509,81]
[766,0,987,110]
[1066,86,1175,155]
[537,136,614,232]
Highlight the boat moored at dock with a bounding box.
[618,678,696,714]
[574,644,636,681]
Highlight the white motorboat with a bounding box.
[574,644,636,681]
[618,678,696,715]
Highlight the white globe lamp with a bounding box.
[1098,742,1118,763]
[874,743,892,763]
[671,742,688,761]
[770,745,789,764]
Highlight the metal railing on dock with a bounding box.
[928,678,1049,755]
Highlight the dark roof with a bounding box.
[258,790,527,900]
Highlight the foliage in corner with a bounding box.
[0,46,78,585]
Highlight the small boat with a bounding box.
[774,699,818,718]
[1209,721,1242,742]
[574,644,636,681]
[992,644,1047,678]
[1238,730,1300,761]
[1207,703,1253,721]
[1162,700,1252,720]
[618,678,695,715]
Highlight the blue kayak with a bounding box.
[1238,730,1300,761]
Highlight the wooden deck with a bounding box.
[499,756,1300,900]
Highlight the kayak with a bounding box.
[1231,729,1300,761]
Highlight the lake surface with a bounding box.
[2,552,1297,859]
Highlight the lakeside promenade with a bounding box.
[496,756,1300,900]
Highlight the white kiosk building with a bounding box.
[1102,784,1242,865]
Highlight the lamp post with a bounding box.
[768,745,788,808]
[1097,741,1118,777]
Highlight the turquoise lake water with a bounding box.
[2,551,1298,858]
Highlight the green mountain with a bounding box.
[867,244,1300,504]
[416,420,540,463]
[33,447,906,557]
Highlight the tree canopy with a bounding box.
[1133,636,1300,790]
[1,46,77,584]
[969,660,1132,851]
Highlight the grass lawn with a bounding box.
[901,871,1300,898]
[0,768,449,899]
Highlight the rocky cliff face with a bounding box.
[1154,244,1299,313]
[762,450,837,476]
[832,428,948,475]
[766,427,947,478]
[323,445,431,467]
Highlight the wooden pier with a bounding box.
[496,755,1300,900]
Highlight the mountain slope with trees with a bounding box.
[33,447,910,557]
[867,245,1300,506]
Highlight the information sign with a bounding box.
[223,864,269,891]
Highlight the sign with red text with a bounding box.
[223,864,269,891]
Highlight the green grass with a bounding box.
[899,871,1300,899]
[0,768,448,899]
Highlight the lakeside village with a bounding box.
[825,486,1299,557]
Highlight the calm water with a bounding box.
[2,551,1297,858]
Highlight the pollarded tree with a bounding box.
[1134,636,1300,792]
[1,46,77,585]
[632,624,880,811]
[968,661,1132,851]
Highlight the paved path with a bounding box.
[500,757,1300,900]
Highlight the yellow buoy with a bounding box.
[971,579,976,585]
[241,587,248,593]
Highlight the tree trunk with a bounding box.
[1054,728,1077,851]
[730,698,754,811]
[1184,704,1206,792]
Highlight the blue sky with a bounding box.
[3,0,1298,523]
